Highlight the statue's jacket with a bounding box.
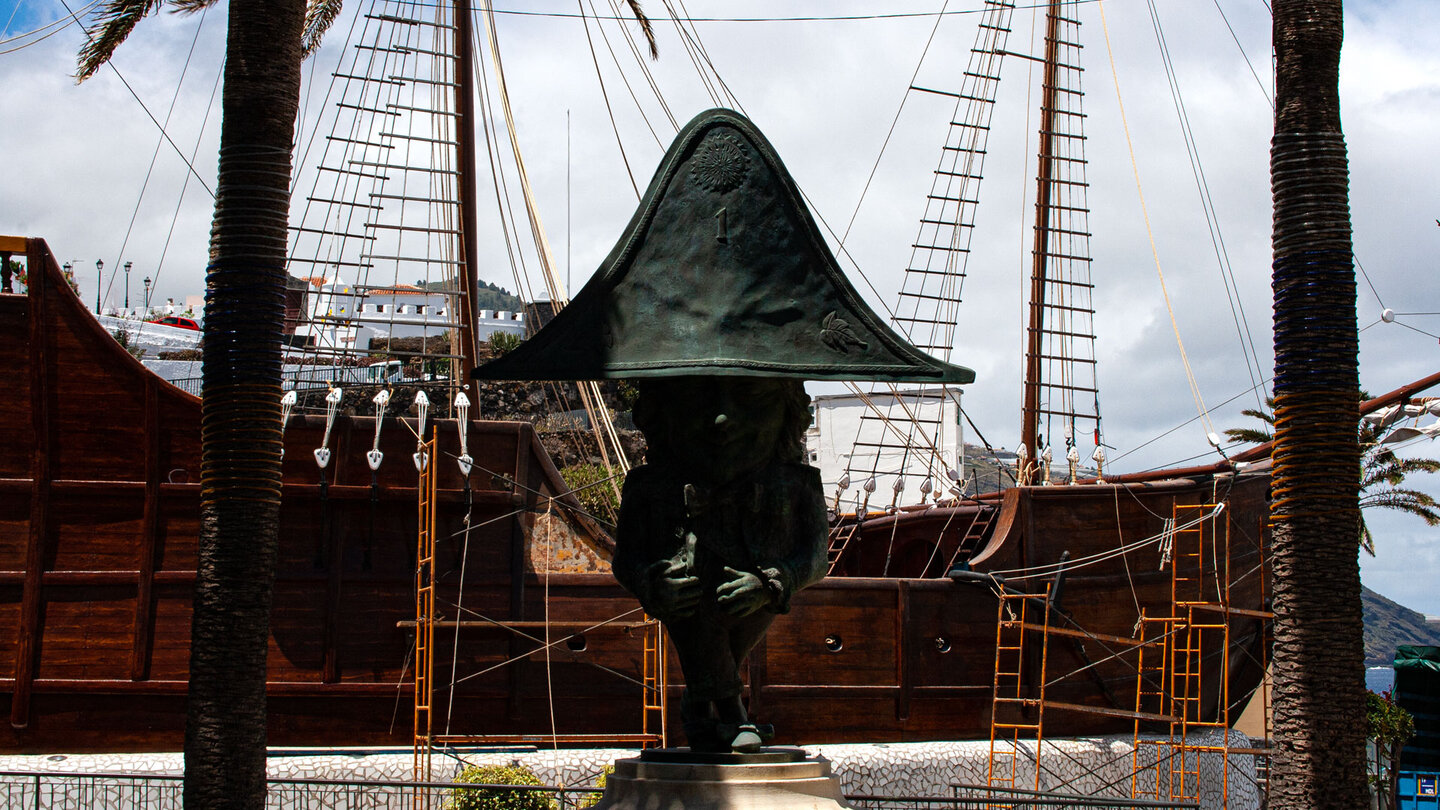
[612,462,829,617]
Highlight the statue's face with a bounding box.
[646,377,789,483]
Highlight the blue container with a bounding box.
[1400,771,1440,809]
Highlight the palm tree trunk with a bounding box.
[182,0,306,804]
[1268,1,1367,806]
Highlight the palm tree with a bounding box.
[79,0,332,805]
[1268,0,1367,806]
[1225,395,1440,554]
[76,2,654,806]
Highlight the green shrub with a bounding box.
[111,328,145,359]
[447,764,555,810]
[560,462,622,524]
[576,764,614,808]
[488,331,523,356]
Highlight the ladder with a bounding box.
[1131,610,1179,801]
[941,506,998,575]
[843,0,1019,505]
[826,522,861,574]
[1131,500,1273,808]
[412,431,438,800]
[641,618,668,747]
[988,584,1050,793]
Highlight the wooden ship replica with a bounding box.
[0,0,1327,754]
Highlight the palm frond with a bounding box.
[301,0,344,57]
[1360,520,1375,556]
[1363,452,1440,485]
[1222,397,1275,445]
[1392,457,1440,475]
[76,0,164,81]
[1362,462,1406,490]
[1359,488,1440,525]
[623,0,657,59]
[1239,406,1276,425]
[1223,427,1273,445]
[168,0,219,14]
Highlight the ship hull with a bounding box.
[1,238,1270,751]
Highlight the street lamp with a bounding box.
[123,261,132,310]
[143,276,152,313]
[95,259,103,313]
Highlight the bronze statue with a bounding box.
[473,108,974,754]
[612,376,827,752]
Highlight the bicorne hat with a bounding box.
[473,108,974,384]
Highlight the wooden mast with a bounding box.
[1021,0,1064,460]
[453,0,482,385]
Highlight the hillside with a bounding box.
[1364,585,1440,667]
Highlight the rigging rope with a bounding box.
[0,0,99,53]
[575,0,642,198]
[104,4,212,311]
[1095,0,1216,441]
[482,2,631,495]
[1142,0,1268,413]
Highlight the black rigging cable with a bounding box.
[56,0,216,198]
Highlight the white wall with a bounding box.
[806,387,964,512]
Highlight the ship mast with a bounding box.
[1021,0,1064,459]
[1020,0,1097,473]
[453,0,481,385]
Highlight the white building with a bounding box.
[806,386,966,511]
[290,274,525,351]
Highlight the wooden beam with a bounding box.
[896,580,911,721]
[395,620,650,630]
[12,238,51,729]
[506,421,533,721]
[130,374,162,680]
[1006,621,1147,648]
[1042,699,1177,724]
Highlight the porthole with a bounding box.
[824,634,843,653]
[934,636,952,654]
[566,634,587,652]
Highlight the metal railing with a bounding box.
[0,771,1208,810]
[0,771,602,810]
[853,785,1201,809]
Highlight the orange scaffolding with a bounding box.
[411,432,666,785]
[1130,501,1274,808]
[413,431,438,801]
[983,497,1272,807]
[987,584,1051,792]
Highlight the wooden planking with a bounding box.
[766,585,899,687]
[0,295,32,478]
[902,584,994,689]
[146,594,194,681]
[46,492,146,571]
[0,596,19,669]
[0,491,28,571]
[35,587,137,680]
[155,494,202,573]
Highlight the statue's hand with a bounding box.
[647,560,702,619]
[716,566,771,617]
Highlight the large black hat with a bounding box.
[474,109,974,384]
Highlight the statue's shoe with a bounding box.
[730,724,763,753]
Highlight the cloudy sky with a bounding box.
[3,0,1439,613]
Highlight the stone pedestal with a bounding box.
[591,748,852,809]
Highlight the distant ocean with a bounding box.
[1367,666,1396,694]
